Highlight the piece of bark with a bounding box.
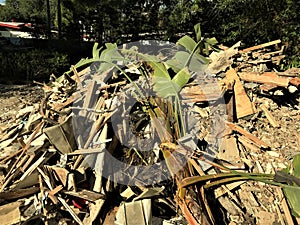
[238,72,290,87]
[227,122,269,149]
[239,40,281,53]
[226,69,256,119]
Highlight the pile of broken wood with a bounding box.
[0,39,299,225]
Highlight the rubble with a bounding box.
[0,38,299,225]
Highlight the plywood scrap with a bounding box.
[226,69,257,118]
[0,201,22,225]
[44,115,76,154]
[115,199,152,225]
[217,136,241,163]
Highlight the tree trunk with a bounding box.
[57,0,62,39]
[46,0,51,40]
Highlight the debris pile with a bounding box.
[0,38,299,225]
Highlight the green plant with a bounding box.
[0,49,69,84]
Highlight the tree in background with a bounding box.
[0,0,299,66]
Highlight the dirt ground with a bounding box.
[0,85,43,133]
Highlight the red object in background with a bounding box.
[72,198,87,210]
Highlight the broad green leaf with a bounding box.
[92,42,102,59]
[105,43,117,50]
[283,187,300,217]
[172,67,190,89]
[150,61,170,79]
[292,154,300,178]
[206,37,218,46]
[194,23,202,43]
[153,76,181,98]
[282,154,300,217]
[98,45,123,72]
[177,36,198,53]
[151,62,190,98]
[205,42,209,55]
[166,51,208,73]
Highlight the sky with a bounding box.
[0,0,5,5]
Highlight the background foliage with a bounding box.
[0,0,299,83]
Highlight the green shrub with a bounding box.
[0,48,69,84]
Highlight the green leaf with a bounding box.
[180,173,237,188]
[194,23,202,42]
[282,154,300,217]
[172,67,190,89]
[206,37,218,46]
[292,154,300,178]
[92,42,102,59]
[283,187,300,217]
[177,36,198,53]
[152,62,190,98]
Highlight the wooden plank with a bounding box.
[226,69,256,119]
[290,77,300,87]
[238,72,290,87]
[260,105,280,128]
[239,40,281,53]
[79,80,97,118]
[0,187,39,200]
[227,122,269,149]
[0,202,21,225]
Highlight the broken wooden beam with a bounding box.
[238,72,290,87]
[239,40,281,53]
[226,122,269,149]
[226,69,256,119]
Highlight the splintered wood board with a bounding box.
[226,69,256,119]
